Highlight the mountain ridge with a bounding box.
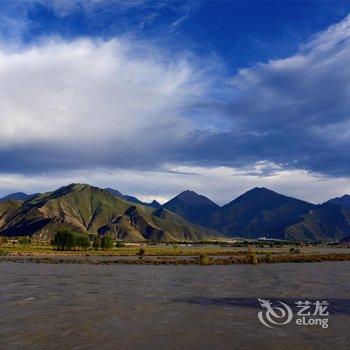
[163,190,220,227]
[327,194,350,209]
[206,187,317,239]
[1,184,349,242]
[0,192,40,202]
[105,188,161,209]
[0,183,220,242]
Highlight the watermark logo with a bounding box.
[258,298,293,328]
[258,299,329,329]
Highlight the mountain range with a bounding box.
[0,184,218,242]
[0,192,39,202]
[104,188,161,208]
[161,187,350,242]
[1,184,350,242]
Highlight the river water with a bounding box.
[0,262,349,350]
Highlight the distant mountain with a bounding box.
[206,187,316,239]
[123,195,145,205]
[328,194,350,209]
[163,190,220,226]
[105,188,152,207]
[104,188,140,203]
[104,188,124,198]
[286,203,350,242]
[149,200,161,209]
[0,184,219,242]
[0,192,39,202]
[2,184,348,242]
[340,235,350,243]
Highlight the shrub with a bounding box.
[51,229,90,251]
[92,236,101,251]
[246,246,258,264]
[0,237,8,246]
[75,234,91,250]
[115,240,124,248]
[290,247,301,254]
[51,228,76,251]
[265,252,272,263]
[249,252,258,264]
[137,247,145,258]
[19,237,31,245]
[101,235,114,249]
[199,253,209,265]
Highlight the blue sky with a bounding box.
[0,0,350,204]
[3,1,350,69]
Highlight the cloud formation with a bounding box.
[189,14,350,176]
[0,37,216,172]
[0,8,350,202]
[1,164,349,205]
[0,0,200,45]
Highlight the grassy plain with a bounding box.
[1,242,349,263]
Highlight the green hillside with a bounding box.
[0,184,220,242]
[285,203,350,242]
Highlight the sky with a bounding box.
[1,0,350,205]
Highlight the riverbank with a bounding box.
[1,252,350,265]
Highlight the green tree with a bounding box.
[76,234,91,250]
[101,235,114,249]
[115,240,124,248]
[19,237,31,245]
[92,235,101,251]
[51,228,76,251]
[137,247,145,258]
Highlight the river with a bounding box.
[1,261,349,349]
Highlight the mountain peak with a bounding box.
[328,194,350,209]
[227,187,280,204]
[174,190,217,206]
[249,187,276,194]
[162,190,219,225]
[150,200,161,208]
[52,183,94,197]
[226,187,312,208]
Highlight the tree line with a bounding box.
[51,228,117,251]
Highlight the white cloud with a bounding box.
[1,163,349,205]
[1,11,350,203]
[213,13,350,176]
[0,37,214,169]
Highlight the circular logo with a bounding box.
[258,298,293,328]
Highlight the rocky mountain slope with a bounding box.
[285,203,350,242]
[2,184,350,242]
[0,184,219,242]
